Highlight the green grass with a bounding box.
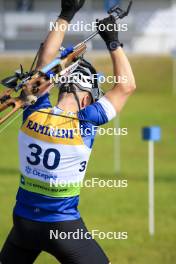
[0,55,175,263]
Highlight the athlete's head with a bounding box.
[57,58,104,111]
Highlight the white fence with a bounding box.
[0,0,175,54]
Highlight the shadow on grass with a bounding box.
[0,167,19,176]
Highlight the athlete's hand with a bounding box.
[59,0,85,23]
[96,15,123,51]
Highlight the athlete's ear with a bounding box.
[81,94,92,109]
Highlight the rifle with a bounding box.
[0,1,132,125]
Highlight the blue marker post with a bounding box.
[142,126,161,236]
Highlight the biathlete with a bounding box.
[0,0,136,263]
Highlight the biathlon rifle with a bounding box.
[0,0,132,125]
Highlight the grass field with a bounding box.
[0,54,175,264]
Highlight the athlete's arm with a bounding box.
[105,47,136,113]
[24,1,86,120]
[36,0,85,69]
[97,16,136,113]
[36,19,68,69]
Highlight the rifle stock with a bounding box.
[0,43,87,125]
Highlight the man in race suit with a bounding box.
[0,1,136,263]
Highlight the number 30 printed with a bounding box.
[27,143,87,172]
[27,144,60,170]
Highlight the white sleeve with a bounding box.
[98,96,116,121]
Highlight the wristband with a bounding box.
[107,41,123,51]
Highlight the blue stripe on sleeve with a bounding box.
[78,102,108,126]
[77,102,109,149]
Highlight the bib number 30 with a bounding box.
[27,144,60,170]
[27,143,87,172]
